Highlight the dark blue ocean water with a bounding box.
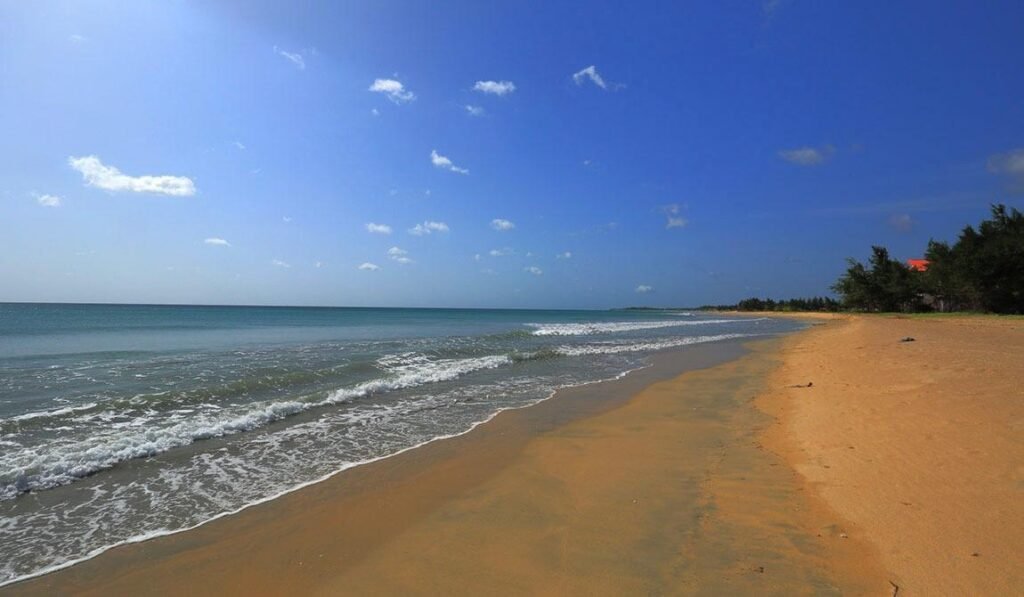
[0,303,801,584]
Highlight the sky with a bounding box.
[1,1,1022,309]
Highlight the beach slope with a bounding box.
[9,315,1022,595]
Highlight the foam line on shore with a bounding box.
[0,362,658,589]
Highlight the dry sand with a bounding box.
[8,315,1022,595]
[760,315,1024,595]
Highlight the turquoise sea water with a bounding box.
[0,303,801,584]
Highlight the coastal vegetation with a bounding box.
[705,204,1023,315]
[833,204,1023,314]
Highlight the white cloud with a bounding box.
[204,237,230,247]
[358,262,380,271]
[524,266,543,276]
[573,65,607,89]
[778,145,835,166]
[387,246,413,264]
[271,259,291,268]
[233,141,246,150]
[35,193,62,207]
[409,220,450,235]
[273,46,306,70]
[366,222,392,234]
[474,253,482,261]
[987,148,1024,190]
[556,251,572,259]
[315,261,323,268]
[369,78,415,104]
[371,108,380,117]
[430,150,469,175]
[661,204,688,229]
[473,80,516,96]
[69,34,87,43]
[889,213,913,232]
[489,247,514,257]
[491,218,515,231]
[466,105,485,117]
[763,0,790,19]
[635,285,653,293]
[282,216,292,223]
[69,155,196,196]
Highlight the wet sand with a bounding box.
[8,315,1021,595]
[10,334,880,595]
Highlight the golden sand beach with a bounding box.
[9,315,1022,596]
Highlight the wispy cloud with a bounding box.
[366,222,392,235]
[69,34,87,43]
[409,220,450,235]
[661,204,688,229]
[810,191,993,217]
[282,216,292,223]
[358,262,380,271]
[491,218,515,231]
[271,259,291,268]
[387,246,413,264]
[35,193,61,207]
[233,141,246,150]
[473,80,516,96]
[778,145,835,166]
[524,266,543,276]
[465,105,485,117]
[369,78,415,104]
[556,251,572,259]
[987,148,1024,192]
[371,108,380,117]
[635,285,653,293]
[489,247,514,257]
[573,65,608,89]
[888,213,913,232]
[69,155,196,196]
[430,150,469,175]
[204,237,230,247]
[273,46,306,70]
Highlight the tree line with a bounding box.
[832,204,1023,314]
[705,204,1023,314]
[699,297,840,312]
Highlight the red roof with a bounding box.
[907,259,930,272]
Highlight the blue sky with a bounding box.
[2,1,1022,309]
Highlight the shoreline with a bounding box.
[0,366,651,590]
[8,314,1020,594]
[5,336,758,594]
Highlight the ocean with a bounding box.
[0,303,801,585]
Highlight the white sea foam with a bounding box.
[0,354,513,501]
[526,318,763,336]
[326,354,510,403]
[556,333,753,355]
[7,403,98,422]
